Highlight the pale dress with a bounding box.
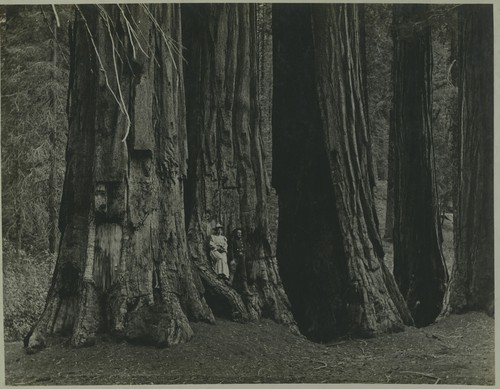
[209,234,229,277]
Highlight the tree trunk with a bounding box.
[256,4,277,254]
[273,4,412,342]
[182,4,296,330]
[448,15,459,284]
[443,5,494,316]
[26,4,213,351]
[384,109,395,240]
[48,15,58,254]
[392,4,448,327]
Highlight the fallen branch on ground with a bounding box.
[432,332,463,339]
[425,332,453,347]
[399,371,439,380]
[312,360,328,370]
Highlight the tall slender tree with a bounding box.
[26,4,214,351]
[47,13,59,254]
[385,109,395,240]
[273,4,412,341]
[392,4,448,327]
[364,4,393,183]
[443,4,494,315]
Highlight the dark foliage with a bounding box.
[1,5,69,252]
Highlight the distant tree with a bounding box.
[443,5,494,315]
[182,4,296,328]
[384,109,395,240]
[26,4,214,351]
[47,12,60,253]
[392,4,448,327]
[273,4,412,341]
[1,5,68,254]
[365,4,393,181]
[430,8,458,223]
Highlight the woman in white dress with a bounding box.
[209,223,230,278]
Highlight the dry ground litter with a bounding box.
[4,311,494,385]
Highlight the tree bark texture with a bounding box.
[392,4,448,327]
[26,4,214,351]
[182,4,296,330]
[256,4,278,255]
[443,5,494,315]
[273,4,412,342]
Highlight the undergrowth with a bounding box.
[3,239,56,341]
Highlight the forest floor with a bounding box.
[3,311,495,385]
[4,181,495,385]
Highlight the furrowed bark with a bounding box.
[273,4,412,342]
[443,5,494,316]
[182,4,296,330]
[26,4,213,351]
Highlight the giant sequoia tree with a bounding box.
[273,4,412,341]
[26,3,297,351]
[443,5,494,315]
[182,4,296,328]
[26,4,214,350]
[392,5,448,327]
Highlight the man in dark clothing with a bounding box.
[229,228,251,295]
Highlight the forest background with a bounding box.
[0,2,494,385]
[1,4,458,340]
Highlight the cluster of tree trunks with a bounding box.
[25,3,493,351]
[391,5,448,327]
[26,3,297,351]
[272,4,412,342]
